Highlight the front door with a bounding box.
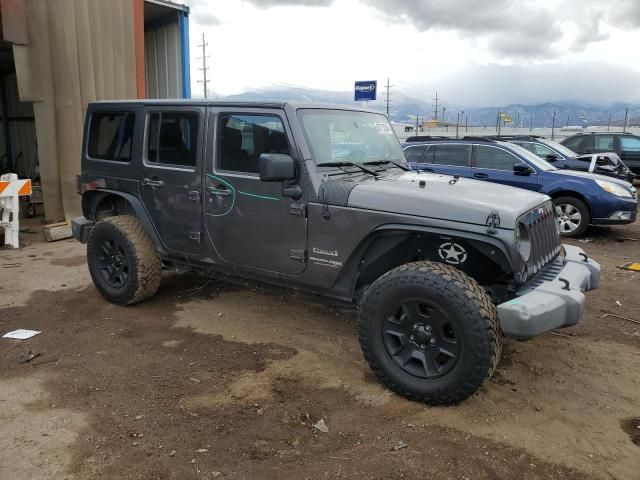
[139,107,205,254]
[618,135,640,172]
[204,110,307,274]
[471,144,540,191]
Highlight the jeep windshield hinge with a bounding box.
[188,231,201,242]
[486,210,501,235]
[289,248,307,262]
[290,203,307,217]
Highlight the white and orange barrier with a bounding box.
[0,174,32,248]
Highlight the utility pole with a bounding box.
[433,91,439,121]
[551,110,557,140]
[566,114,570,127]
[607,113,611,131]
[465,114,468,132]
[384,78,393,116]
[496,110,501,135]
[623,107,629,133]
[442,107,446,124]
[197,33,210,98]
[456,112,460,139]
[530,114,533,132]
[516,112,520,129]
[415,114,419,134]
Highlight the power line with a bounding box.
[433,92,439,121]
[383,78,393,116]
[196,33,210,98]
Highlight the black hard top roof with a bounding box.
[89,99,380,114]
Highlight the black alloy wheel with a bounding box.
[382,299,459,379]
[97,239,130,289]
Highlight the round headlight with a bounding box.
[516,222,531,261]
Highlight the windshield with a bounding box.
[298,109,406,166]
[502,143,558,171]
[542,139,578,157]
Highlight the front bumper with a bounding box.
[497,245,600,340]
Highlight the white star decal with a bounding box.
[438,242,468,265]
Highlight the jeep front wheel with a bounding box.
[87,215,162,305]
[358,261,501,405]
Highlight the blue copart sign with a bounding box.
[354,81,377,101]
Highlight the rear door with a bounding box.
[139,106,205,254]
[427,144,472,177]
[471,144,540,191]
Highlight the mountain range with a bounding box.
[223,87,640,128]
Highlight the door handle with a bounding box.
[473,173,489,179]
[420,168,434,173]
[207,186,232,197]
[142,178,164,187]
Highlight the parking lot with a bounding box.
[1,218,639,480]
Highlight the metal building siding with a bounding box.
[0,74,38,177]
[145,20,183,99]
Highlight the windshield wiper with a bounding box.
[317,161,379,177]
[363,160,410,171]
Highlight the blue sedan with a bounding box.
[403,137,637,237]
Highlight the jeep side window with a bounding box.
[147,112,198,167]
[404,145,426,163]
[87,112,134,162]
[432,145,470,166]
[475,146,519,171]
[218,114,289,174]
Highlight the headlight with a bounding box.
[595,179,633,198]
[515,222,531,261]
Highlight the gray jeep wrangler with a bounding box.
[72,101,600,405]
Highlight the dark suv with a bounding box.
[403,137,637,237]
[72,101,601,405]
[488,135,634,182]
[561,132,640,175]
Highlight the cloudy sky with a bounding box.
[185,0,640,106]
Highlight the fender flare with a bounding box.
[82,189,167,255]
[333,223,517,297]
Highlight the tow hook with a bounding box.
[559,278,570,290]
[579,252,588,263]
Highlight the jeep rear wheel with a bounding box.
[358,261,501,405]
[87,215,161,305]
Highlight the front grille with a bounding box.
[519,201,561,276]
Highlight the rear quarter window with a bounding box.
[87,112,135,162]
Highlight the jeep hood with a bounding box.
[347,171,550,228]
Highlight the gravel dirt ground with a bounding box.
[0,218,639,480]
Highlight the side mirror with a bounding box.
[513,163,534,176]
[545,154,558,162]
[259,154,296,182]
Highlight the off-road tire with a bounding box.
[358,261,502,405]
[553,196,590,238]
[87,215,161,305]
